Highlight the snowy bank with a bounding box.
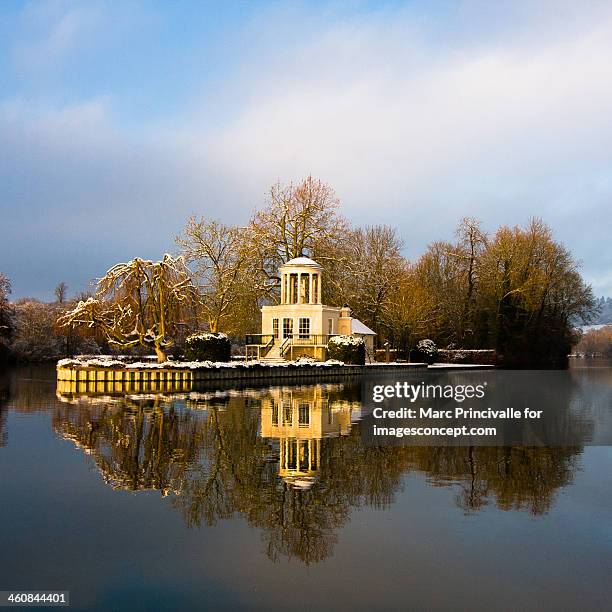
[57,355,346,370]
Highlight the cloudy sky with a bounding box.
[1,0,611,299]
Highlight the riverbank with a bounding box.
[55,357,499,397]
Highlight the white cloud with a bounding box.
[199,5,612,293]
[12,0,105,70]
[1,2,612,297]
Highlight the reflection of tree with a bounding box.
[52,382,584,564]
[406,446,580,515]
[53,399,204,494]
[0,371,8,447]
[1,364,60,446]
[177,391,425,564]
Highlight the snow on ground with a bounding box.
[57,356,492,370]
[429,363,495,368]
[57,356,346,369]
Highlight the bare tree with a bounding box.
[452,218,487,344]
[383,264,435,354]
[54,281,68,304]
[248,176,350,283]
[59,255,200,362]
[176,217,253,333]
[12,299,65,361]
[331,225,405,337]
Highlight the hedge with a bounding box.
[410,339,438,365]
[327,335,365,365]
[184,332,231,362]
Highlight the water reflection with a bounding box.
[260,386,360,489]
[48,379,591,564]
[407,446,580,514]
[54,397,203,495]
[0,371,8,447]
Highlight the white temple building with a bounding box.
[246,257,376,361]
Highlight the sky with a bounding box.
[1,0,611,300]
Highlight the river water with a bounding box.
[0,362,611,611]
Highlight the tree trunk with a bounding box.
[155,346,167,363]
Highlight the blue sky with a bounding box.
[1,0,612,299]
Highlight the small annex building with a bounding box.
[246,257,376,361]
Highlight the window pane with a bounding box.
[298,402,310,426]
[298,317,310,339]
[272,401,278,425]
[283,401,292,425]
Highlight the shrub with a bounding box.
[327,335,365,365]
[184,332,231,362]
[411,339,438,364]
[437,349,497,365]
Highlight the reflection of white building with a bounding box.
[260,386,358,489]
[247,257,375,361]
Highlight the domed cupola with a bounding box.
[279,257,322,304]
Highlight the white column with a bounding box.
[297,273,302,303]
[285,273,288,304]
[309,273,313,304]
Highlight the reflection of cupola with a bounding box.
[279,257,322,305]
[259,386,358,490]
[279,438,320,490]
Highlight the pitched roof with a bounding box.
[351,319,376,335]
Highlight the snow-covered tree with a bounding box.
[58,255,200,362]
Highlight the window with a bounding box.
[287,440,297,470]
[299,440,309,468]
[328,318,333,335]
[298,403,310,426]
[272,318,279,338]
[271,401,279,426]
[283,401,292,425]
[283,318,293,338]
[298,317,310,339]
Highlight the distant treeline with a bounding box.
[574,326,612,357]
[0,291,105,363]
[0,177,599,367]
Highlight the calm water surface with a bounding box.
[0,363,611,611]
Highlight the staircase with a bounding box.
[259,341,289,364]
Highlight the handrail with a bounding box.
[260,335,274,358]
[245,334,274,345]
[279,337,291,357]
[291,334,338,346]
[246,333,340,361]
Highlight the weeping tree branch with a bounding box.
[58,254,201,362]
